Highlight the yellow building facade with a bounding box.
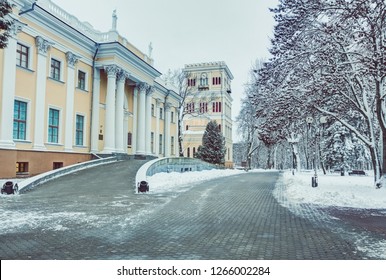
[0,0,180,178]
[182,62,234,167]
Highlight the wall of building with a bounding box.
[0,0,181,178]
[0,149,92,178]
[182,62,234,167]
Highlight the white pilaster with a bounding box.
[164,102,172,157]
[103,65,119,153]
[0,20,24,149]
[115,70,128,153]
[91,68,101,153]
[132,86,138,154]
[155,99,161,155]
[145,86,154,155]
[33,36,53,150]
[64,51,78,151]
[136,83,147,155]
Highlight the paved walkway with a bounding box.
[0,161,381,259]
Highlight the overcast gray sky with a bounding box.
[53,0,277,141]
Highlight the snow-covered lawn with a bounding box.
[281,171,386,209]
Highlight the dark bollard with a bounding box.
[311,176,318,188]
[1,181,18,195]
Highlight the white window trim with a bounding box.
[14,97,32,142]
[49,55,64,82]
[76,68,89,92]
[74,112,87,147]
[46,105,63,145]
[16,40,34,71]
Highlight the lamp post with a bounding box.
[306,116,328,187]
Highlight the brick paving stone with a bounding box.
[0,164,380,260]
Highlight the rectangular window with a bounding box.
[53,162,63,170]
[199,102,208,114]
[171,111,174,123]
[16,162,29,174]
[212,77,221,85]
[127,132,132,146]
[16,43,29,68]
[159,134,163,154]
[48,108,59,143]
[160,108,163,119]
[188,78,196,86]
[13,100,27,140]
[75,115,84,146]
[151,104,155,117]
[78,70,86,90]
[212,102,222,113]
[50,58,61,80]
[186,102,195,113]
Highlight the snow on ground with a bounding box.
[2,168,386,259]
[146,168,272,194]
[277,170,386,260]
[148,168,386,209]
[281,171,386,209]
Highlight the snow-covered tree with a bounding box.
[0,0,13,49]
[195,120,226,165]
[164,69,215,157]
[251,0,385,184]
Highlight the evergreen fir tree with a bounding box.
[195,121,226,165]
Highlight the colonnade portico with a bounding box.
[91,64,155,156]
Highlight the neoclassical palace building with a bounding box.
[182,62,234,167]
[0,0,181,178]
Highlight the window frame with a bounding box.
[77,70,87,91]
[50,58,61,81]
[13,100,28,140]
[16,42,29,69]
[48,108,60,144]
[75,114,85,146]
[16,162,29,175]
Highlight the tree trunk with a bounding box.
[178,117,184,157]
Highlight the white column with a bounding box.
[132,86,138,154]
[64,51,78,151]
[32,36,53,150]
[145,85,154,155]
[91,68,100,153]
[164,102,171,157]
[136,83,147,154]
[115,70,128,153]
[103,65,119,153]
[155,99,161,155]
[123,95,130,154]
[0,20,24,148]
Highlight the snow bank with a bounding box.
[147,169,247,194]
[281,171,386,209]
